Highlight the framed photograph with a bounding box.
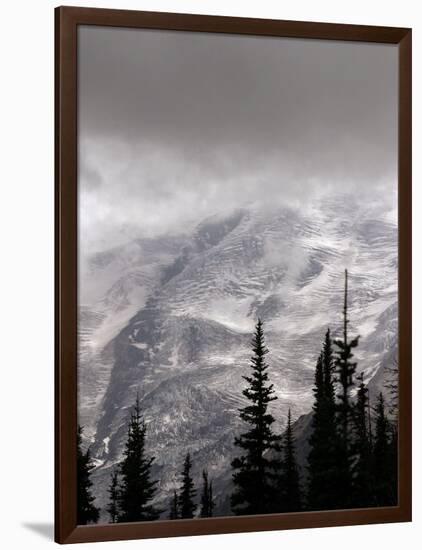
[55,6,412,544]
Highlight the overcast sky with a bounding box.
[78,25,398,255]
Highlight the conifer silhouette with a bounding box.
[373,393,396,506]
[200,470,215,518]
[118,395,160,522]
[178,453,197,518]
[77,425,100,525]
[169,490,179,520]
[231,319,280,515]
[307,330,340,510]
[107,469,120,523]
[351,373,373,507]
[333,270,359,507]
[279,409,301,512]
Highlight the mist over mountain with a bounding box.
[78,196,397,519]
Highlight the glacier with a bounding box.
[77,195,397,519]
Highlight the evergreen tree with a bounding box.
[384,358,398,505]
[388,427,399,507]
[200,470,215,518]
[279,409,301,512]
[178,453,197,518]
[231,319,281,515]
[373,393,396,506]
[208,479,214,518]
[107,469,120,523]
[169,490,179,520]
[351,373,373,507]
[307,330,340,510]
[333,269,359,507]
[77,425,100,525]
[322,329,336,420]
[118,396,160,522]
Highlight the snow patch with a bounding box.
[204,296,255,333]
[131,342,148,350]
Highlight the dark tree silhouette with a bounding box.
[373,393,396,506]
[169,490,179,520]
[107,469,120,523]
[307,330,340,510]
[200,470,215,518]
[118,396,160,522]
[278,409,301,512]
[178,453,197,518]
[388,427,399,507]
[231,319,280,515]
[208,480,214,518]
[384,358,399,506]
[351,373,373,507]
[333,269,359,507]
[77,425,100,525]
[322,329,337,421]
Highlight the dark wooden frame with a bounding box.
[55,5,412,544]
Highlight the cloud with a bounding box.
[79,155,103,190]
[77,26,398,254]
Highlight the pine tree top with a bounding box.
[118,396,160,522]
[231,319,281,515]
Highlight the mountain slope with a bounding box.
[78,198,397,518]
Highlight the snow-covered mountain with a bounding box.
[78,196,397,519]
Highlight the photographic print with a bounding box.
[58,13,410,538]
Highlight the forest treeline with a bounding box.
[77,270,398,524]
